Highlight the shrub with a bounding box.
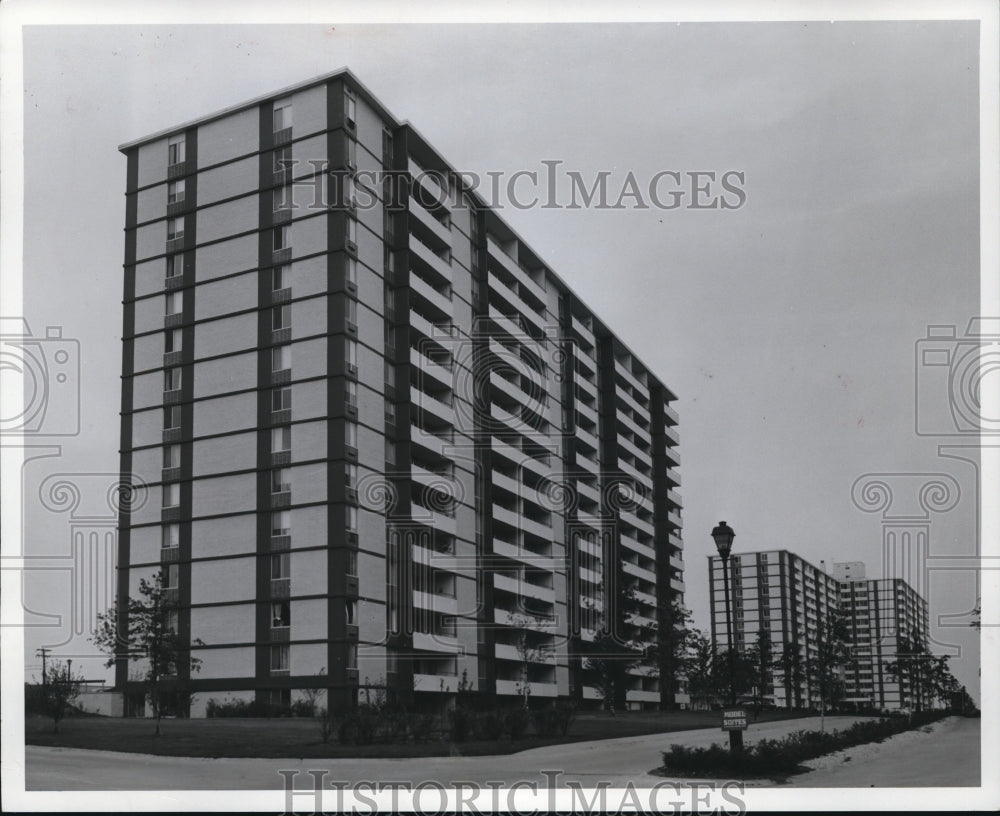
[661,710,951,777]
[474,710,505,741]
[449,707,472,743]
[532,703,576,738]
[503,707,531,740]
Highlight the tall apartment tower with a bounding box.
[117,69,684,715]
[709,550,930,711]
[708,550,840,709]
[839,576,929,710]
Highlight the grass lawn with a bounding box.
[26,708,816,759]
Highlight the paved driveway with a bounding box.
[24,715,874,790]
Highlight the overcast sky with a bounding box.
[12,19,985,699]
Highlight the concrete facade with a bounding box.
[118,68,684,714]
[708,550,929,711]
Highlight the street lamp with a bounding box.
[712,520,743,753]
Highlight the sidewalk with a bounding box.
[785,716,980,787]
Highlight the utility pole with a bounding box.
[36,647,51,687]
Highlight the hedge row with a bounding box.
[661,710,950,777]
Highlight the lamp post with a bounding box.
[712,520,743,753]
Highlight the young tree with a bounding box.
[657,600,694,711]
[744,628,773,717]
[885,630,931,712]
[803,610,852,731]
[582,558,656,713]
[40,660,84,733]
[92,569,202,736]
[682,629,720,710]
[507,611,554,709]
[773,642,806,709]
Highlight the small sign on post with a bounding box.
[721,707,748,731]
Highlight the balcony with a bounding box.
[615,362,648,398]
[575,424,599,455]
[574,394,598,424]
[408,158,448,207]
[485,238,548,309]
[494,573,555,604]
[569,313,596,350]
[488,271,546,335]
[495,678,557,698]
[663,403,679,425]
[412,590,458,616]
[413,672,459,693]
[412,631,460,654]
[663,446,681,467]
[662,424,680,447]
[494,642,555,664]
[413,388,454,426]
[409,274,453,320]
[493,503,551,540]
[409,236,453,286]
[409,198,452,248]
[622,559,656,585]
[411,346,453,390]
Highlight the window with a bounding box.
[346,338,358,368]
[271,468,290,493]
[165,609,179,634]
[270,552,290,580]
[346,549,357,576]
[346,298,357,327]
[163,406,181,430]
[347,505,358,532]
[165,291,182,315]
[273,145,292,174]
[163,444,181,468]
[346,137,357,170]
[163,563,180,588]
[272,305,290,331]
[346,217,357,246]
[164,328,182,353]
[272,387,291,412]
[167,134,186,166]
[166,253,184,279]
[162,482,180,508]
[345,379,357,409]
[270,644,289,671]
[273,99,293,131]
[271,510,291,537]
[273,185,292,211]
[167,179,185,204]
[167,216,185,241]
[162,523,180,548]
[271,426,291,453]
[272,265,289,291]
[345,598,356,625]
[274,225,291,251]
[345,421,357,449]
[345,643,357,670]
[271,344,291,372]
[345,462,357,488]
[344,88,357,129]
[164,367,182,391]
[385,439,396,465]
[346,256,357,285]
[271,601,290,627]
